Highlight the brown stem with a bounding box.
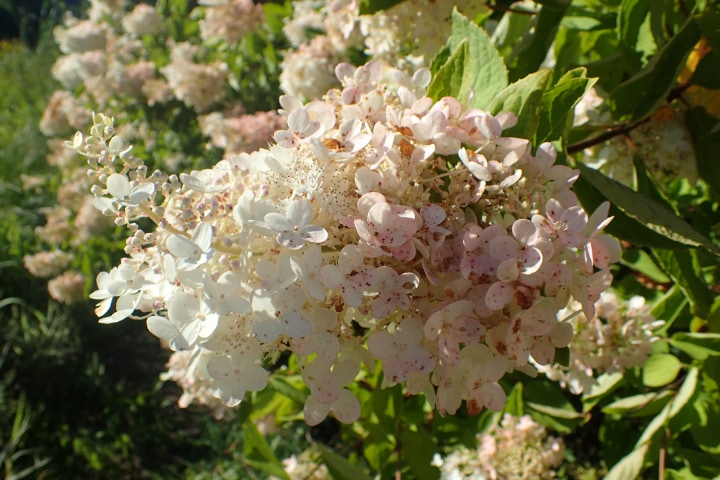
[567,124,634,155]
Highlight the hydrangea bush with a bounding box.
[47,0,720,478]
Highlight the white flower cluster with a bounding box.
[69,60,620,424]
[432,414,564,480]
[536,292,664,394]
[279,0,488,100]
[574,88,698,185]
[271,450,329,480]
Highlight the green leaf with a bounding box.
[537,68,596,144]
[523,379,585,432]
[632,154,677,213]
[318,445,373,480]
[652,249,714,318]
[650,285,689,333]
[509,3,569,81]
[691,396,720,454]
[675,447,720,478]
[618,0,652,73]
[400,428,441,480]
[583,372,624,412]
[489,70,552,139]
[267,375,308,406]
[427,41,472,105]
[358,0,405,14]
[637,367,699,446]
[242,420,288,479]
[609,17,701,122]
[604,444,649,480]
[670,333,720,360]
[574,162,720,255]
[685,106,720,198]
[620,248,670,283]
[503,382,524,417]
[363,436,394,472]
[602,390,674,417]
[643,353,683,387]
[695,9,720,52]
[525,401,585,419]
[664,468,706,480]
[446,8,509,109]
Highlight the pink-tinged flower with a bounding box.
[463,345,508,413]
[407,107,460,155]
[303,359,361,426]
[370,266,419,319]
[420,203,451,249]
[425,300,485,365]
[533,198,588,248]
[348,192,421,261]
[368,317,434,385]
[581,201,621,273]
[460,224,505,278]
[207,350,269,407]
[289,245,326,301]
[320,245,378,307]
[251,285,311,342]
[273,102,334,147]
[336,118,372,153]
[264,199,328,249]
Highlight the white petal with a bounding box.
[107,174,131,198]
[287,199,313,227]
[331,389,361,424]
[264,212,292,232]
[300,225,328,244]
[304,396,331,426]
[166,235,199,259]
[168,292,197,324]
[147,315,178,340]
[192,222,213,251]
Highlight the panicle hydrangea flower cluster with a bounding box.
[271,450,329,480]
[279,0,488,100]
[69,60,621,424]
[535,292,664,394]
[573,88,698,186]
[432,414,564,480]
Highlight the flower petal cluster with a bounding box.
[535,292,664,394]
[71,58,620,424]
[432,414,565,480]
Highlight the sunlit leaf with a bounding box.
[488,70,552,139]
[643,353,682,387]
